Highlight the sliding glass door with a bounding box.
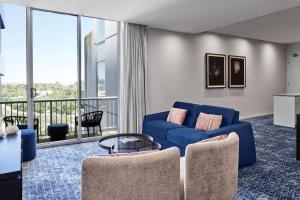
[31,9,79,142]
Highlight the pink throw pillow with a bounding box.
[195,112,222,131]
[167,107,187,125]
[198,134,227,143]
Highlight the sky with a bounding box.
[0,3,99,84]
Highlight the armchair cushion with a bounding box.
[167,128,209,147]
[143,120,183,139]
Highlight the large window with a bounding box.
[0,3,119,143]
[0,4,26,102]
[0,3,26,133]
[81,16,118,132]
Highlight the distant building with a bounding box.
[83,19,118,127]
[83,19,118,98]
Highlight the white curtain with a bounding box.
[119,23,147,133]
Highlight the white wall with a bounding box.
[287,43,300,93]
[146,29,287,118]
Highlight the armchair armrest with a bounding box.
[143,111,169,122]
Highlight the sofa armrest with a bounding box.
[143,111,169,123]
[207,121,256,167]
[207,121,251,137]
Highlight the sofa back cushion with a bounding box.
[195,105,236,127]
[233,111,240,124]
[173,101,198,127]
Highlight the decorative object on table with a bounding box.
[5,124,19,135]
[75,111,103,137]
[3,116,39,141]
[21,129,36,161]
[0,131,5,138]
[205,53,226,88]
[98,133,161,154]
[48,123,69,141]
[228,55,246,88]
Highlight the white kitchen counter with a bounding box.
[273,94,300,128]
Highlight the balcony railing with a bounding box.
[0,96,118,143]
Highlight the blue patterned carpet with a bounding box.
[23,115,300,200]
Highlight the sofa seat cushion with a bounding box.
[167,128,209,147]
[143,120,183,139]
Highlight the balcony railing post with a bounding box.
[50,100,53,125]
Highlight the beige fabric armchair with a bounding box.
[181,132,239,200]
[82,147,180,200]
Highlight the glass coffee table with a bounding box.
[98,133,161,154]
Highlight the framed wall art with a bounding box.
[228,55,246,88]
[205,53,226,88]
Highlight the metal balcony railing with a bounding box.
[0,96,118,143]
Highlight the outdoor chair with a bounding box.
[3,116,39,141]
[75,111,103,137]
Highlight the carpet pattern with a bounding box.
[22,115,300,200]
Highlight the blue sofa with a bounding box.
[143,101,256,167]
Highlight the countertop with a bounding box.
[274,93,300,97]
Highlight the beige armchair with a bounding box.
[181,132,239,200]
[82,147,181,200]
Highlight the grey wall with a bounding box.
[287,43,300,93]
[146,29,287,118]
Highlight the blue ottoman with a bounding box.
[21,129,36,161]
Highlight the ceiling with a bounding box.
[3,0,300,44]
[213,5,300,44]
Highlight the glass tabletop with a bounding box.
[98,133,161,154]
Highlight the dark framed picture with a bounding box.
[205,53,226,88]
[228,55,246,88]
